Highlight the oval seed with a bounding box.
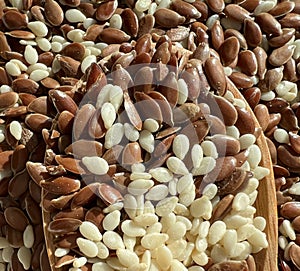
[79,221,102,242]
[82,156,109,175]
[141,233,169,249]
[17,246,31,270]
[116,248,139,267]
[102,210,121,231]
[101,102,116,129]
[166,157,189,175]
[96,242,109,259]
[23,225,34,249]
[173,134,190,160]
[9,120,22,140]
[102,231,125,250]
[121,220,146,237]
[76,238,98,258]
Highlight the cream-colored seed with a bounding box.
[116,248,139,267]
[141,233,169,249]
[192,157,216,176]
[237,223,257,242]
[110,14,122,29]
[101,102,116,129]
[76,238,98,258]
[24,45,38,65]
[210,244,227,263]
[195,236,208,253]
[51,41,63,52]
[103,231,125,250]
[95,242,109,259]
[5,62,21,76]
[222,230,237,256]
[191,144,203,169]
[173,134,190,160]
[143,118,159,133]
[190,196,212,219]
[202,183,218,200]
[124,123,139,141]
[73,257,87,268]
[167,221,187,240]
[156,196,179,217]
[123,234,136,251]
[282,219,296,241]
[121,220,146,237]
[65,9,86,23]
[226,126,240,139]
[274,128,290,144]
[2,246,13,263]
[239,134,256,150]
[139,130,155,153]
[145,184,169,201]
[166,157,189,175]
[149,167,173,183]
[278,236,288,250]
[208,221,226,245]
[102,210,121,231]
[36,37,51,51]
[191,250,208,266]
[29,70,49,81]
[130,172,151,180]
[134,213,158,227]
[82,156,109,175]
[247,229,268,248]
[167,239,187,259]
[104,123,124,149]
[177,174,193,194]
[17,247,31,270]
[11,59,27,71]
[28,21,48,37]
[201,141,218,159]
[54,248,70,257]
[247,144,261,169]
[81,55,97,73]
[261,90,276,101]
[128,179,154,195]
[135,0,152,12]
[96,84,112,108]
[177,79,188,105]
[232,192,250,211]
[92,262,114,271]
[27,63,48,74]
[9,120,22,141]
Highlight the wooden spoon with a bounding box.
[227,78,278,271]
[42,80,278,271]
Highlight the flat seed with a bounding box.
[79,221,102,242]
[17,246,31,270]
[82,156,109,175]
[9,120,22,140]
[141,233,169,249]
[102,210,121,231]
[166,157,189,175]
[23,225,34,249]
[41,176,80,195]
[102,231,125,249]
[76,238,98,258]
[4,207,29,232]
[24,45,38,65]
[116,248,139,267]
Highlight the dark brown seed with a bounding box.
[0,92,19,110]
[25,113,52,133]
[279,13,300,28]
[57,110,74,135]
[11,144,28,174]
[2,10,27,30]
[138,14,155,37]
[55,155,86,175]
[210,194,234,223]
[253,46,267,80]
[289,244,300,269]
[44,0,64,26]
[289,132,300,154]
[55,255,76,268]
[54,207,86,220]
[224,4,251,22]
[265,98,289,113]
[49,89,78,115]
[12,78,39,94]
[238,50,258,76]
[152,42,171,64]
[159,72,179,107]
[224,29,248,50]
[254,104,269,132]
[58,55,81,77]
[154,8,185,28]
[268,44,296,67]
[219,36,240,67]
[234,149,249,167]
[243,87,261,109]
[48,218,82,235]
[207,260,248,271]
[229,72,253,89]
[166,27,190,42]
[121,8,139,37]
[41,176,81,195]
[204,57,226,96]
[255,13,282,36]
[279,107,299,131]
[210,134,240,156]
[4,207,29,232]
[64,140,103,159]
[124,91,142,131]
[234,106,255,135]
[278,145,300,168]
[206,0,224,13]
[99,28,130,44]
[281,202,300,219]
[61,42,85,61]
[171,0,201,18]
[98,183,123,205]
[8,169,30,199]
[25,194,42,224]
[192,1,208,21]
[211,20,224,51]
[88,108,106,139]
[244,19,262,48]
[268,28,296,48]
[95,0,117,21]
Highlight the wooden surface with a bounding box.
[227,78,278,271]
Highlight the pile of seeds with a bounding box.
[0,0,299,270]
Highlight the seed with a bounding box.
[82,156,109,175]
[65,9,86,23]
[76,238,98,258]
[101,102,116,129]
[41,176,81,195]
[27,21,48,37]
[116,248,139,267]
[104,123,124,149]
[23,225,34,249]
[9,120,22,140]
[79,221,102,242]
[4,207,29,232]
[154,8,185,28]
[5,62,21,76]
[166,157,189,175]
[17,246,31,270]
[102,231,125,250]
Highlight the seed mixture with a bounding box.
[0,0,299,270]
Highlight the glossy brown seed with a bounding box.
[253,46,267,80]
[243,87,261,109]
[83,24,106,42]
[8,169,30,198]
[238,50,257,76]
[44,0,64,26]
[210,194,234,223]
[193,42,210,62]
[0,92,19,110]
[55,255,76,268]
[7,227,24,248]
[4,207,29,232]
[192,1,208,21]
[55,155,86,175]
[25,194,42,224]
[6,30,35,39]
[124,91,142,131]
[85,207,105,230]
[205,156,237,182]
[206,0,224,13]
[224,29,248,50]
[88,108,106,139]
[73,104,95,140]
[229,72,253,89]
[234,106,255,135]
[58,55,81,77]
[25,113,52,133]
[224,4,251,22]
[171,0,201,18]
[244,19,262,48]
[122,142,143,166]
[70,183,100,210]
[137,14,155,37]
[204,57,226,96]
[152,42,171,64]
[211,20,224,51]
[121,8,139,37]
[11,78,38,95]
[255,13,282,36]
[278,145,300,168]
[269,28,296,48]
[219,36,240,67]
[57,110,74,135]
[11,145,28,174]
[99,28,130,44]
[281,202,300,219]
[279,13,300,28]
[135,34,152,55]
[49,89,78,115]
[53,207,86,220]
[26,161,51,185]
[254,104,270,132]
[289,132,300,154]
[266,113,281,132]
[269,44,295,67]
[166,27,190,42]
[41,176,81,195]
[208,260,249,271]
[61,42,85,61]
[289,244,300,269]
[210,134,240,156]
[283,58,298,83]
[27,96,51,116]
[154,8,185,28]
[95,0,117,21]
[48,218,82,235]
[280,107,299,131]
[2,10,28,30]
